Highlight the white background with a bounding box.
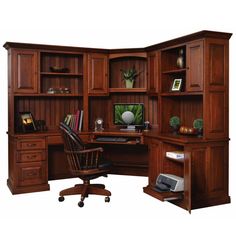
[0,0,235,235]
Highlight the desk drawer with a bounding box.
[16,161,47,187]
[17,150,46,163]
[17,138,46,150]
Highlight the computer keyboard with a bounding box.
[95,136,128,143]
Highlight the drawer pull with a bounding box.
[26,155,37,160]
[27,171,37,177]
[27,143,37,147]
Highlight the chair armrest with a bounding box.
[65,147,103,154]
[79,147,104,154]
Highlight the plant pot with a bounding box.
[125,80,134,88]
[171,125,179,135]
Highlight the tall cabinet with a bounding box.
[4,31,232,212]
[143,32,231,212]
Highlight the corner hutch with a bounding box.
[4,30,232,212]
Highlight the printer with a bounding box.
[155,173,184,192]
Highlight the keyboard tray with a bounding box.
[95,136,128,143]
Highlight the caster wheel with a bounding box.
[58,196,65,202]
[78,201,84,207]
[105,196,110,203]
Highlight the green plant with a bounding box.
[169,116,180,127]
[120,66,139,82]
[193,118,203,130]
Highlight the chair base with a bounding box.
[59,180,111,204]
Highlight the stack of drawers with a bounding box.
[8,137,49,194]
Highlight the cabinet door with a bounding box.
[186,41,204,92]
[12,49,38,93]
[147,51,159,95]
[184,147,192,213]
[88,53,108,95]
[148,139,161,186]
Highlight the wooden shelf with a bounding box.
[166,156,184,163]
[109,88,147,93]
[162,68,186,74]
[40,72,83,77]
[161,92,203,96]
[143,185,183,201]
[14,93,83,97]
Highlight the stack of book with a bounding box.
[166,151,184,160]
[64,110,84,132]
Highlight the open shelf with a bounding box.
[109,88,147,93]
[162,68,187,74]
[40,52,84,94]
[161,92,202,96]
[40,72,83,77]
[14,93,83,97]
[143,186,183,201]
[109,56,147,89]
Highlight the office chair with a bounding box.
[59,122,111,207]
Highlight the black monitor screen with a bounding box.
[113,103,144,126]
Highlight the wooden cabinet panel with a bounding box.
[148,139,161,186]
[191,147,207,201]
[12,49,38,93]
[147,51,159,95]
[208,40,228,88]
[205,91,228,139]
[208,144,228,196]
[88,53,108,95]
[186,41,204,91]
[16,161,47,186]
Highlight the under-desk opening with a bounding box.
[48,144,73,180]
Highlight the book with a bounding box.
[166,151,184,159]
[79,110,83,131]
[74,110,80,131]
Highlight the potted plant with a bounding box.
[169,116,180,134]
[193,118,203,137]
[120,66,139,88]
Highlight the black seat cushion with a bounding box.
[98,158,112,169]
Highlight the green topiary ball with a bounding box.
[169,116,180,127]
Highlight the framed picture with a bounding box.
[19,112,37,132]
[171,78,183,91]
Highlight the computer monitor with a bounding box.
[113,103,144,131]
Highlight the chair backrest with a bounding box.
[59,122,101,175]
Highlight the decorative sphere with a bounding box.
[121,111,134,125]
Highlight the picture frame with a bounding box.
[19,112,37,132]
[171,78,183,91]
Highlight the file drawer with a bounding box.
[16,161,47,186]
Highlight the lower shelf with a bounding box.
[143,185,183,201]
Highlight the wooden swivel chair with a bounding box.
[58,122,111,207]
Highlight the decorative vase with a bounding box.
[125,80,134,88]
[176,49,184,69]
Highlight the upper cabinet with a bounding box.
[12,49,38,93]
[88,53,108,96]
[147,51,159,95]
[186,40,204,92]
[160,41,204,94]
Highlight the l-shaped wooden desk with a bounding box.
[5,30,232,212]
